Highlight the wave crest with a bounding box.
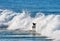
[0,9,60,41]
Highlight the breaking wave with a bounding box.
[0,9,60,41]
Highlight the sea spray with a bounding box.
[7,11,32,30]
[0,9,60,41]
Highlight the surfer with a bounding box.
[32,23,36,35]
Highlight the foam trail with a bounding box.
[0,9,60,41]
[7,11,33,30]
[0,9,19,28]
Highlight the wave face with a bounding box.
[0,9,60,41]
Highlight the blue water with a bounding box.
[0,0,60,14]
[0,30,53,41]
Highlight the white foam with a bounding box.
[0,9,60,41]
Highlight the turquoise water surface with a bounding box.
[0,30,53,41]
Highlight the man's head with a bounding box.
[33,23,36,25]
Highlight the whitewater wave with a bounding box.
[0,9,60,41]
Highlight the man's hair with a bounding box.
[33,23,36,25]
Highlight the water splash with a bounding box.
[0,9,60,41]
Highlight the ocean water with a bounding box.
[0,30,53,41]
[0,0,60,41]
[0,0,60,14]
